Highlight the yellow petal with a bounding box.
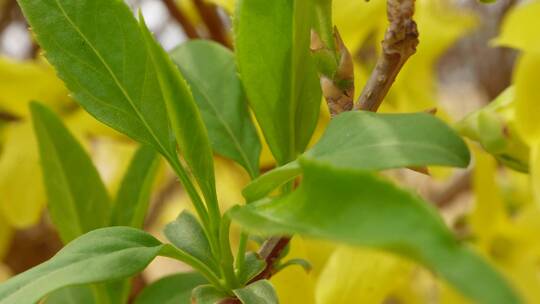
[92,139,137,196]
[514,53,540,143]
[531,142,540,205]
[469,146,507,244]
[495,0,540,53]
[315,246,412,304]
[271,237,316,304]
[0,122,46,228]
[0,57,70,117]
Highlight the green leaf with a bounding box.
[134,273,206,304]
[18,0,217,213]
[171,40,261,178]
[0,227,167,304]
[233,280,278,304]
[237,252,266,285]
[230,160,520,304]
[30,102,110,243]
[235,0,321,164]
[139,17,217,208]
[111,145,160,228]
[243,111,470,202]
[242,161,301,202]
[305,111,471,170]
[45,286,96,304]
[18,0,175,159]
[191,285,230,304]
[275,258,312,274]
[164,211,218,272]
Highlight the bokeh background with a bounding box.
[1,0,539,303]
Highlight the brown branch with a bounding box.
[355,0,419,112]
[161,0,200,39]
[248,236,291,283]
[192,0,231,48]
[0,0,17,33]
[0,111,22,122]
[430,171,472,208]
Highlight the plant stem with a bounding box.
[161,0,200,39]
[355,0,419,112]
[169,157,222,265]
[220,214,240,289]
[235,231,249,272]
[192,0,231,48]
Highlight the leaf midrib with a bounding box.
[52,0,173,159]
[185,63,256,176]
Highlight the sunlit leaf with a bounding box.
[235,0,321,164]
[231,160,520,304]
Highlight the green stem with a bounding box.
[236,231,249,272]
[161,245,227,291]
[169,157,210,227]
[169,156,222,266]
[220,214,240,289]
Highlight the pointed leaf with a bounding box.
[134,273,206,304]
[191,285,229,304]
[231,160,520,304]
[171,40,261,178]
[18,0,175,158]
[0,227,166,304]
[238,252,266,284]
[30,102,110,243]
[235,0,321,164]
[305,111,470,170]
[242,161,301,202]
[243,111,470,201]
[164,211,218,272]
[233,280,278,304]
[139,18,217,205]
[111,145,160,228]
[19,0,216,206]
